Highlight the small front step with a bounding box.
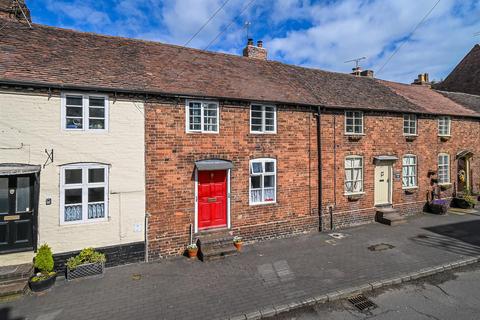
[196,230,238,261]
[0,263,33,299]
[375,207,406,226]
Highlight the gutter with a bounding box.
[2,78,478,119]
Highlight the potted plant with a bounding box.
[428,199,449,215]
[29,244,57,292]
[186,243,198,258]
[66,248,106,281]
[233,236,243,251]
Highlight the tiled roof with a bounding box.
[436,90,480,114]
[433,45,480,95]
[380,80,479,118]
[0,18,478,118]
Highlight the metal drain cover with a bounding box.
[368,243,395,251]
[348,294,377,312]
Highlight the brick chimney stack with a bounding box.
[412,73,431,86]
[350,67,374,78]
[243,38,267,60]
[0,0,31,23]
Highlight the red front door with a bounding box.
[198,170,227,230]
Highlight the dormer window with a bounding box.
[62,93,109,132]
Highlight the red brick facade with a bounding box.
[145,99,319,258]
[145,97,479,259]
[320,110,480,230]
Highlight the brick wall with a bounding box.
[320,109,480,230]
[145,99,319,259]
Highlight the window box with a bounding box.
[66,261,105,281]
[405,135,417,141]
[346,134,365,141]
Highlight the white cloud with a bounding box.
[266,0,480,82]
[34,0,480,83]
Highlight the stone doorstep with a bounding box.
[227,256,480,320]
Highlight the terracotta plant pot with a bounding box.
[187,248,198,258]
[234,242,243,251]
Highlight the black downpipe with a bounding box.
[316,106,322,232]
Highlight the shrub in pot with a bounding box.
[29,244,57,292]
[233,236,243,251]
[66,248,106,281]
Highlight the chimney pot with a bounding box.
[247,38,254,46]
[257,40,263,47]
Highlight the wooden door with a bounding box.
[198,170,227,230]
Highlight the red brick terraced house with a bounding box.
[1,5,479,263]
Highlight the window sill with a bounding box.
[403,187,418,194]
[345,192,365,201]
[250,131,277,135]
[439,183,452,191]
[186,131,219,134]
[438,135,451,141]
[60,218,109,226]
[402,186,418,190]
[249,201,277,206]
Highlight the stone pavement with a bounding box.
[2,211,480,320]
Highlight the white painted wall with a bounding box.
[0,91,145,254]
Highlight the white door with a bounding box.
[374,165,391,205]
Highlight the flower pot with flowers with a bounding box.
[28,244,57,292]
[186,243,198,258]
[233,236,243,251]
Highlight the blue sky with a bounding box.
[28,0,480,83]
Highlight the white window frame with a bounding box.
[438,116,451,137]
[250,104,277,134]
[185,100,220,134]
[438,153,450,185]
[344,155,364,195]
[345,111,364,135]
[403,114,417,136]
[402,155,417,189]
[61,92,109,132]
[343,155,365,195]
[60,163,109,225]
[249,158,277,205]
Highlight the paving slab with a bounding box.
[2,212,480,320]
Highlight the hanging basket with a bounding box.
[66,262,105,281]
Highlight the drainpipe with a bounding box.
[316,106,323,231]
